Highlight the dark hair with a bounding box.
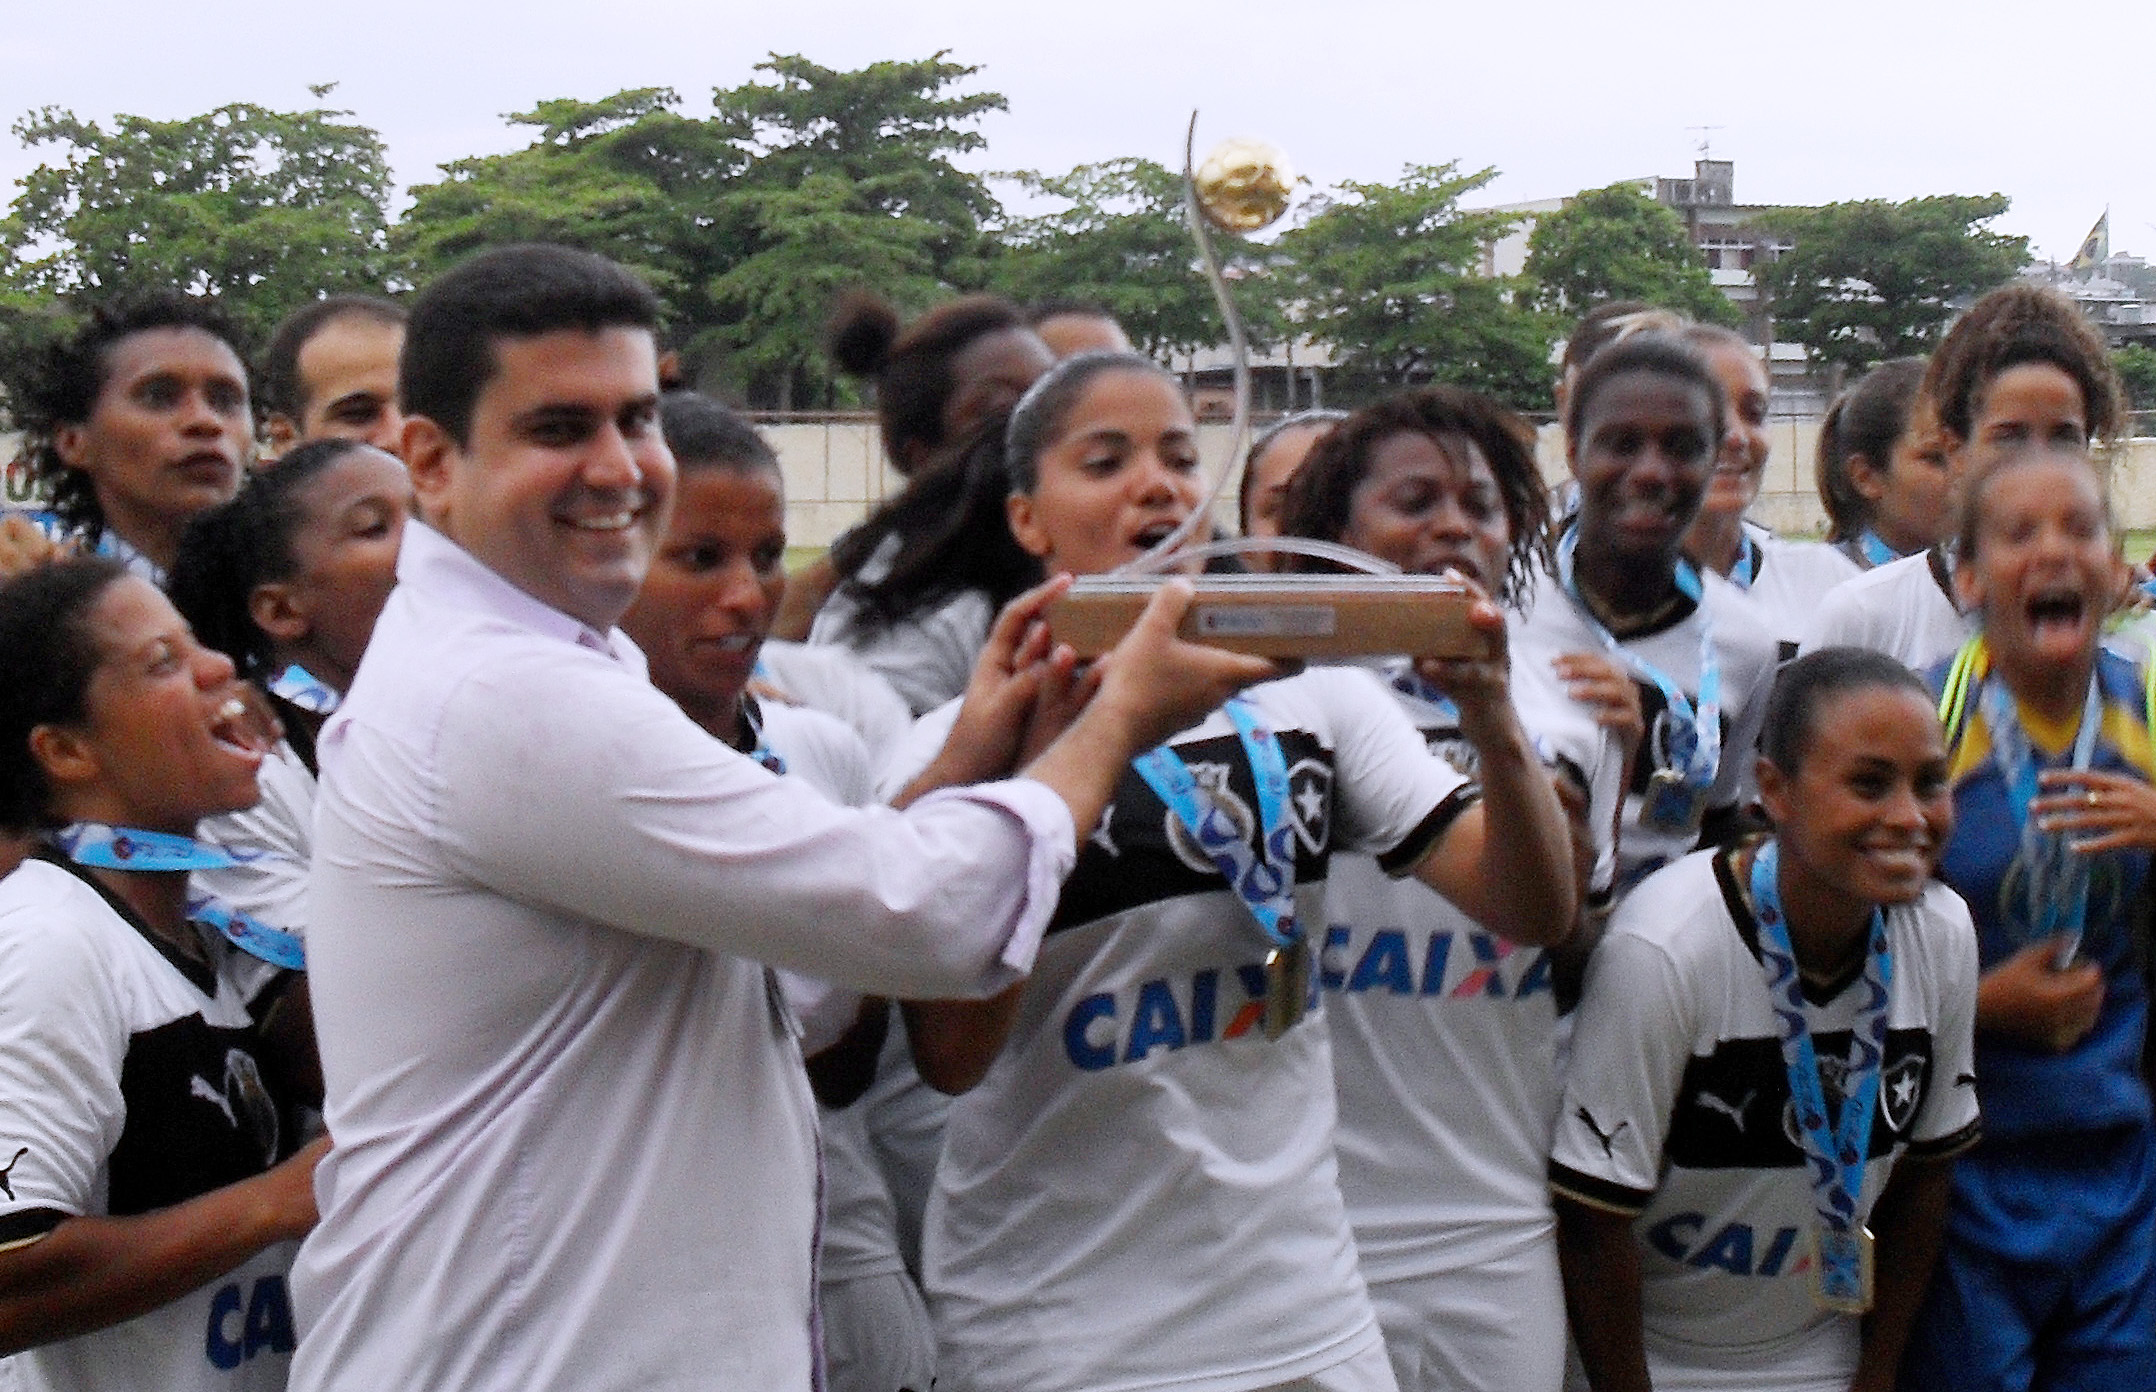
[827,290,1032,470]
[1559,301,1686,384]
[1563,332,1727,447]
[1953,440,2110,563]
[258,295,405,421]
[1761,646,1933,776]
[1815,358,1928,542]
[1004,351,1177,495]
[827,413,1044,630]
[1239,410,1347,532]
[1922,285,2126,446]
[661,391,780,477]
[165,439,373,679]
[1277,387,1553,603]
[17,292,247,543]
[402,244,662,447]
[0,557,132,830]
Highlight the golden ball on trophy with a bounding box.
[1192,137,1296,233]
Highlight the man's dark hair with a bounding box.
[17,292,245,541]
[401,245,662,446]
[259,294,406,421]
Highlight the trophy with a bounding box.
[1045,117,1489,660]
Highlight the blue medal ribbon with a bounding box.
[1557,525,1722,809]
[1750,839,1891,1309]
[1132,697,1298,949]
[53,823,306,970]
[1387,663,1460,724]
[1856,529,1903,569]
[740,696,787,776]
[267,664,341,715]
[1727,534,1760,591]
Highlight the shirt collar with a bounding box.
[395,520,632,662]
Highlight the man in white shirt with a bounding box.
[287,243,1276,1392]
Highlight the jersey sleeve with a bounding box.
[1907,887,1982,1157]
[0,898,127,1243]
[872,699,964,805]
[1313,667,1475,870]
[1550,926,1698,1214]
[1797,574,1875,656]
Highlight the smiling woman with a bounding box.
[0,557,326,1389]
[1556,647,1979,1392]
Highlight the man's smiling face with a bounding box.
[412,326,676,630]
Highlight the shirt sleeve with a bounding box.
[429,653,1074,1000]
[1313,668,1475,868]
[1550,925,1698,1215]
[1908,888,1983,1156]
[0,900,126,1243]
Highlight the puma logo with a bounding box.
[1577,1107,1629,1158]
[191,1074,238,1128]
[1697,1089,1756,1132]
[0,1147,25,1202]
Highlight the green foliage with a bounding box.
[0,97,400,343]
[1753,195,2030,373]
[1522,183,1739,327]
[2117,344,2156,412]
[394,55,1008,407]
[1281,164,1554,409]
[985,158,1280,359]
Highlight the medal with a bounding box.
[1262,936,1310,1040]
[1750,839,1892,1317]
[1556,526,1722,840]
[1810,1224,1876,1315]
[1641,767,1706,833]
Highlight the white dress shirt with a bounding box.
[288,522,1075,1392]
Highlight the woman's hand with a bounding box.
[0,516,63,580]
[1409,575,1512,740]
[2032,768,2156,855]
[1976,939,2105,1052]
[1552,652,1644,758]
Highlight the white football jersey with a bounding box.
[1800,548,1975,673]
[1514,563,1778,890]
[1551,851,1981,1392]
[886,667,1474,1392]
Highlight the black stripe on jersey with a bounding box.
[1713,847,1865,1005]
[1051,730,1340,935]
[1663,1028,1939,1172]
[1376,785,1480,877]
[40,850,216,996]
[0,1207,65,1249]
[1908,1116,1982,1161]
[1550,1161,1653,1216]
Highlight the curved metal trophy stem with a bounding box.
[1120,112,1252,576]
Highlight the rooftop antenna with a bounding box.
[1687,125,1725,159]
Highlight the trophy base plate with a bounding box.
[1047,574,1490,659]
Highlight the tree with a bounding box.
[713,53,1005,288]
[0,96,400,342]
[1281,163,1554,409]
[985,158,1279,359]
[1522,182,1739,326]
[2115,344,2156,412]
[1752,195,2029,373]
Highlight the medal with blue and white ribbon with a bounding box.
[54,823,307,971]
[1750,839,1889,1315]
[1133,698,1307,1038]
[1557,526,1721,834]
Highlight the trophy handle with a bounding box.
[1120,534,1400,577]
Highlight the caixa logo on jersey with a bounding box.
[1646,1213,1812,1278]
[1064,961,1314,1070]
[1778,1040,1927,1149]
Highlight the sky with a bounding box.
[1,0,2149,266]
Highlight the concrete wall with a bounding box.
[765,416,2156,548]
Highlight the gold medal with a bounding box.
[1809,1225,1874,1315]
[1261,937,1310,1039]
